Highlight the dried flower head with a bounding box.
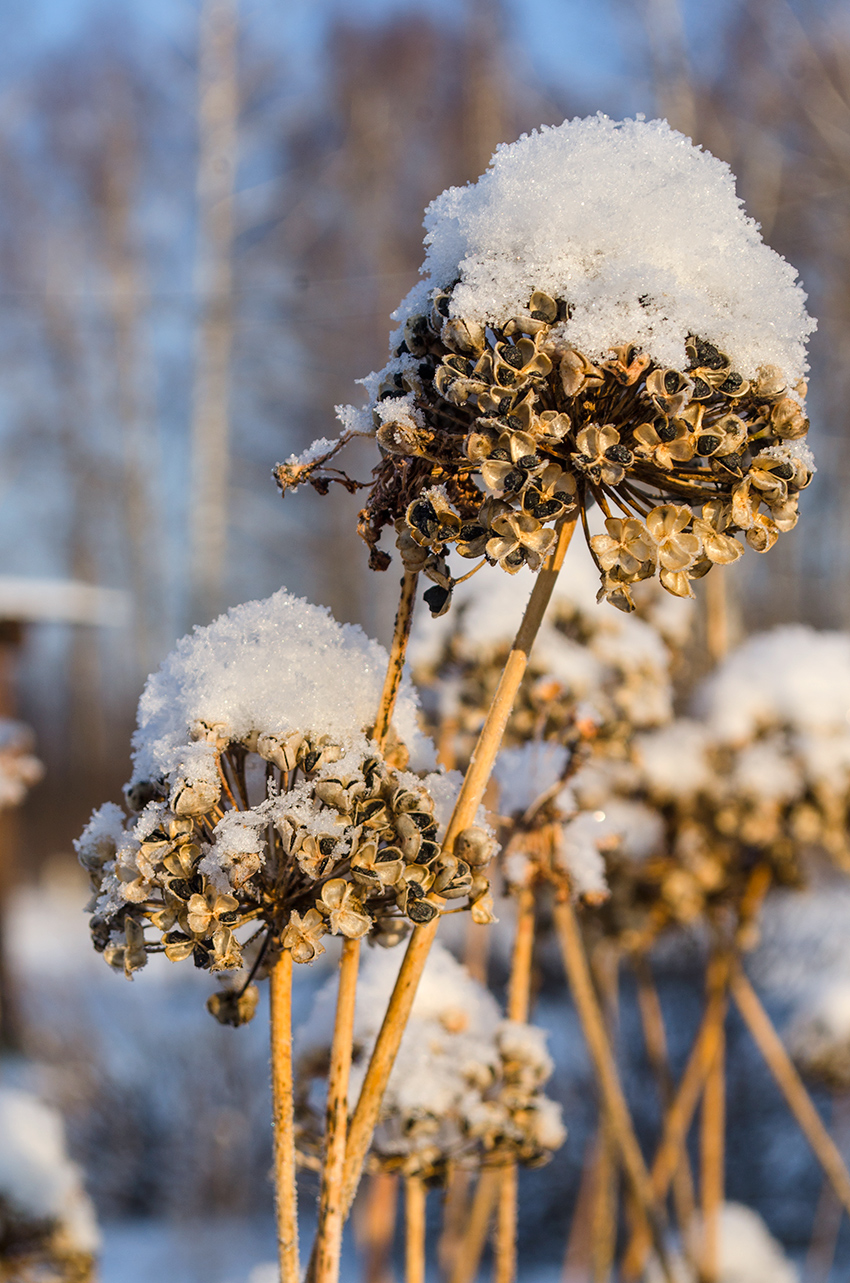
[277,117,814,615]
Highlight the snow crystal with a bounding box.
[283,436,339,467]
[394,115,814,382]
[0,1088,100,1253]
[131,589,432,787]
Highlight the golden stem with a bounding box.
[372,570,419,751]
[314,937,361,1283]
[447,1166,502,1283]
[731,965,850,1217]
[622,955,728,1280]
[495,1164,518,1283]
[700,955,727,1283]
[704,569,729,664]
[633,954,696,1245]
[404,1174,427,1283]
[356,1171,399,1283]
[270,948,299,1283]
[339,517,578,1218]
[591,1122,617,1283]
[551,896,674,1283]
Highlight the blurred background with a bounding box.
[1,0,849,1277]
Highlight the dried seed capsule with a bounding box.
[454,826,496,868]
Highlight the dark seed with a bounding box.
[415,842,440,866]
[409,499,438,537]
[319,837,336,856]
[165,930,190,944]
[193,946,210,969]
[506,414,522,431]
[664,371,681,394]
[720,372,744,394]
[490,448,510,462]
[530,310,549,321]
[503,470,525,492]
[436,295,450,317]
[693,338,725,370]
[691,377,711,399]
[605,444,633,465]
[393,373,405,389]
[418,363,432,379]
[497,398,513,414]
[505,549,526,567]
[657,422,677,442]
[535,499,563,518]
[518,454,538,470]
[303,750,321,772]
[169,879,194,901]
[459,523,486,541]
[696,435,721,456]
[406,882,424,900]
[554,491,573,504]
[423,585,451,615]
[500,369,517,386]
[395,342,409,356]
[408,899,438,924]
[219,911,239,925]
[773,462,794,480]
[501,346,524,369]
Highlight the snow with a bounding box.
[0,1087,100,1253]
[131,588,432,789]
[493,743,571,819]
[283,436,339,466]
[633,720,714,799]
[694,626,850,745]
[393,115,814,382]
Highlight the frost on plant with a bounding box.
[277,116,814,615]
[75,591,497,1022]
[295,943,565,1181]
[0,720,43,809]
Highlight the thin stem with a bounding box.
[496,886,536,1283]
[591,1121,617,1283]
[622,955,728,1280]
[551,896,674,1283]
[372,570,419,751]
[495,1165,518,1283]
[405,1175,427,1283]
[270,948,299,1283]
[356,1172,399,1283]
[447,1166,502,1283]
[731,965,850,1218]
[700,954,727,1283]
[704,569,730,664]
[314,937,361,1283]
[632,954,696,1245]
[338,516,578,1220]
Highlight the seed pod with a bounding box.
[207,984,260,1027]
[257,731,303,772]
[170,776,221,818]
[454,826,496,868]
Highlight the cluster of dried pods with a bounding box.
[278,285,811,616]
[77,726,496,1024]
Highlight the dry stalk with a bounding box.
[405,1174,427,1283]
[314,937,361,1283]
[622,954,729,1279]
[561,1136,602,1280]
[731,965,850,1218]
[338,516,578,1219]
[372,570,419,749]
[356,1172,399,1283]
[805,1093,850,1283]
[591,1120,618,1283]
[633,954,696,1239]
[700,953,727,1283]
[551,895,675,1283]
[437,1166,473,1275]
[270,948,300,1283]
[448,1166,503,1283]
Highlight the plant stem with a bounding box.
[448,1166,502,1283]
[339,517,578,1218]
[372,570,419,751]
[495,886,536,1283]
[622,954,728,1280]
[731,964,850,1217]
[270,948,299,1283]
[551,895,674,1283]
[700,953,727,1283]
[633,954,696,1246]
[356,1171,399,1283]
[314,936,361,1283]
[405,1174,427,1283]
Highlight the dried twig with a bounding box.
[731,964,850,1218]
[314,937,361,1283]
[700,952,727,1283]
[372,570,419,750]
[270,948,300,1283]
[448,1166,502,1283]
[552,896,674,1283]
[405,1174,427,1283]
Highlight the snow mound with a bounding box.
[395,115,814,382]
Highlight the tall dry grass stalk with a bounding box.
[700,952,728,1282]
[404,1175,426,1283]
[270,948,299,1283]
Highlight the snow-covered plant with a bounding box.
[294,942,565,1183]
[75,590,496,1022]
[0,1087,99,1282]
[277,116,814,616]
[0,720,43,809]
